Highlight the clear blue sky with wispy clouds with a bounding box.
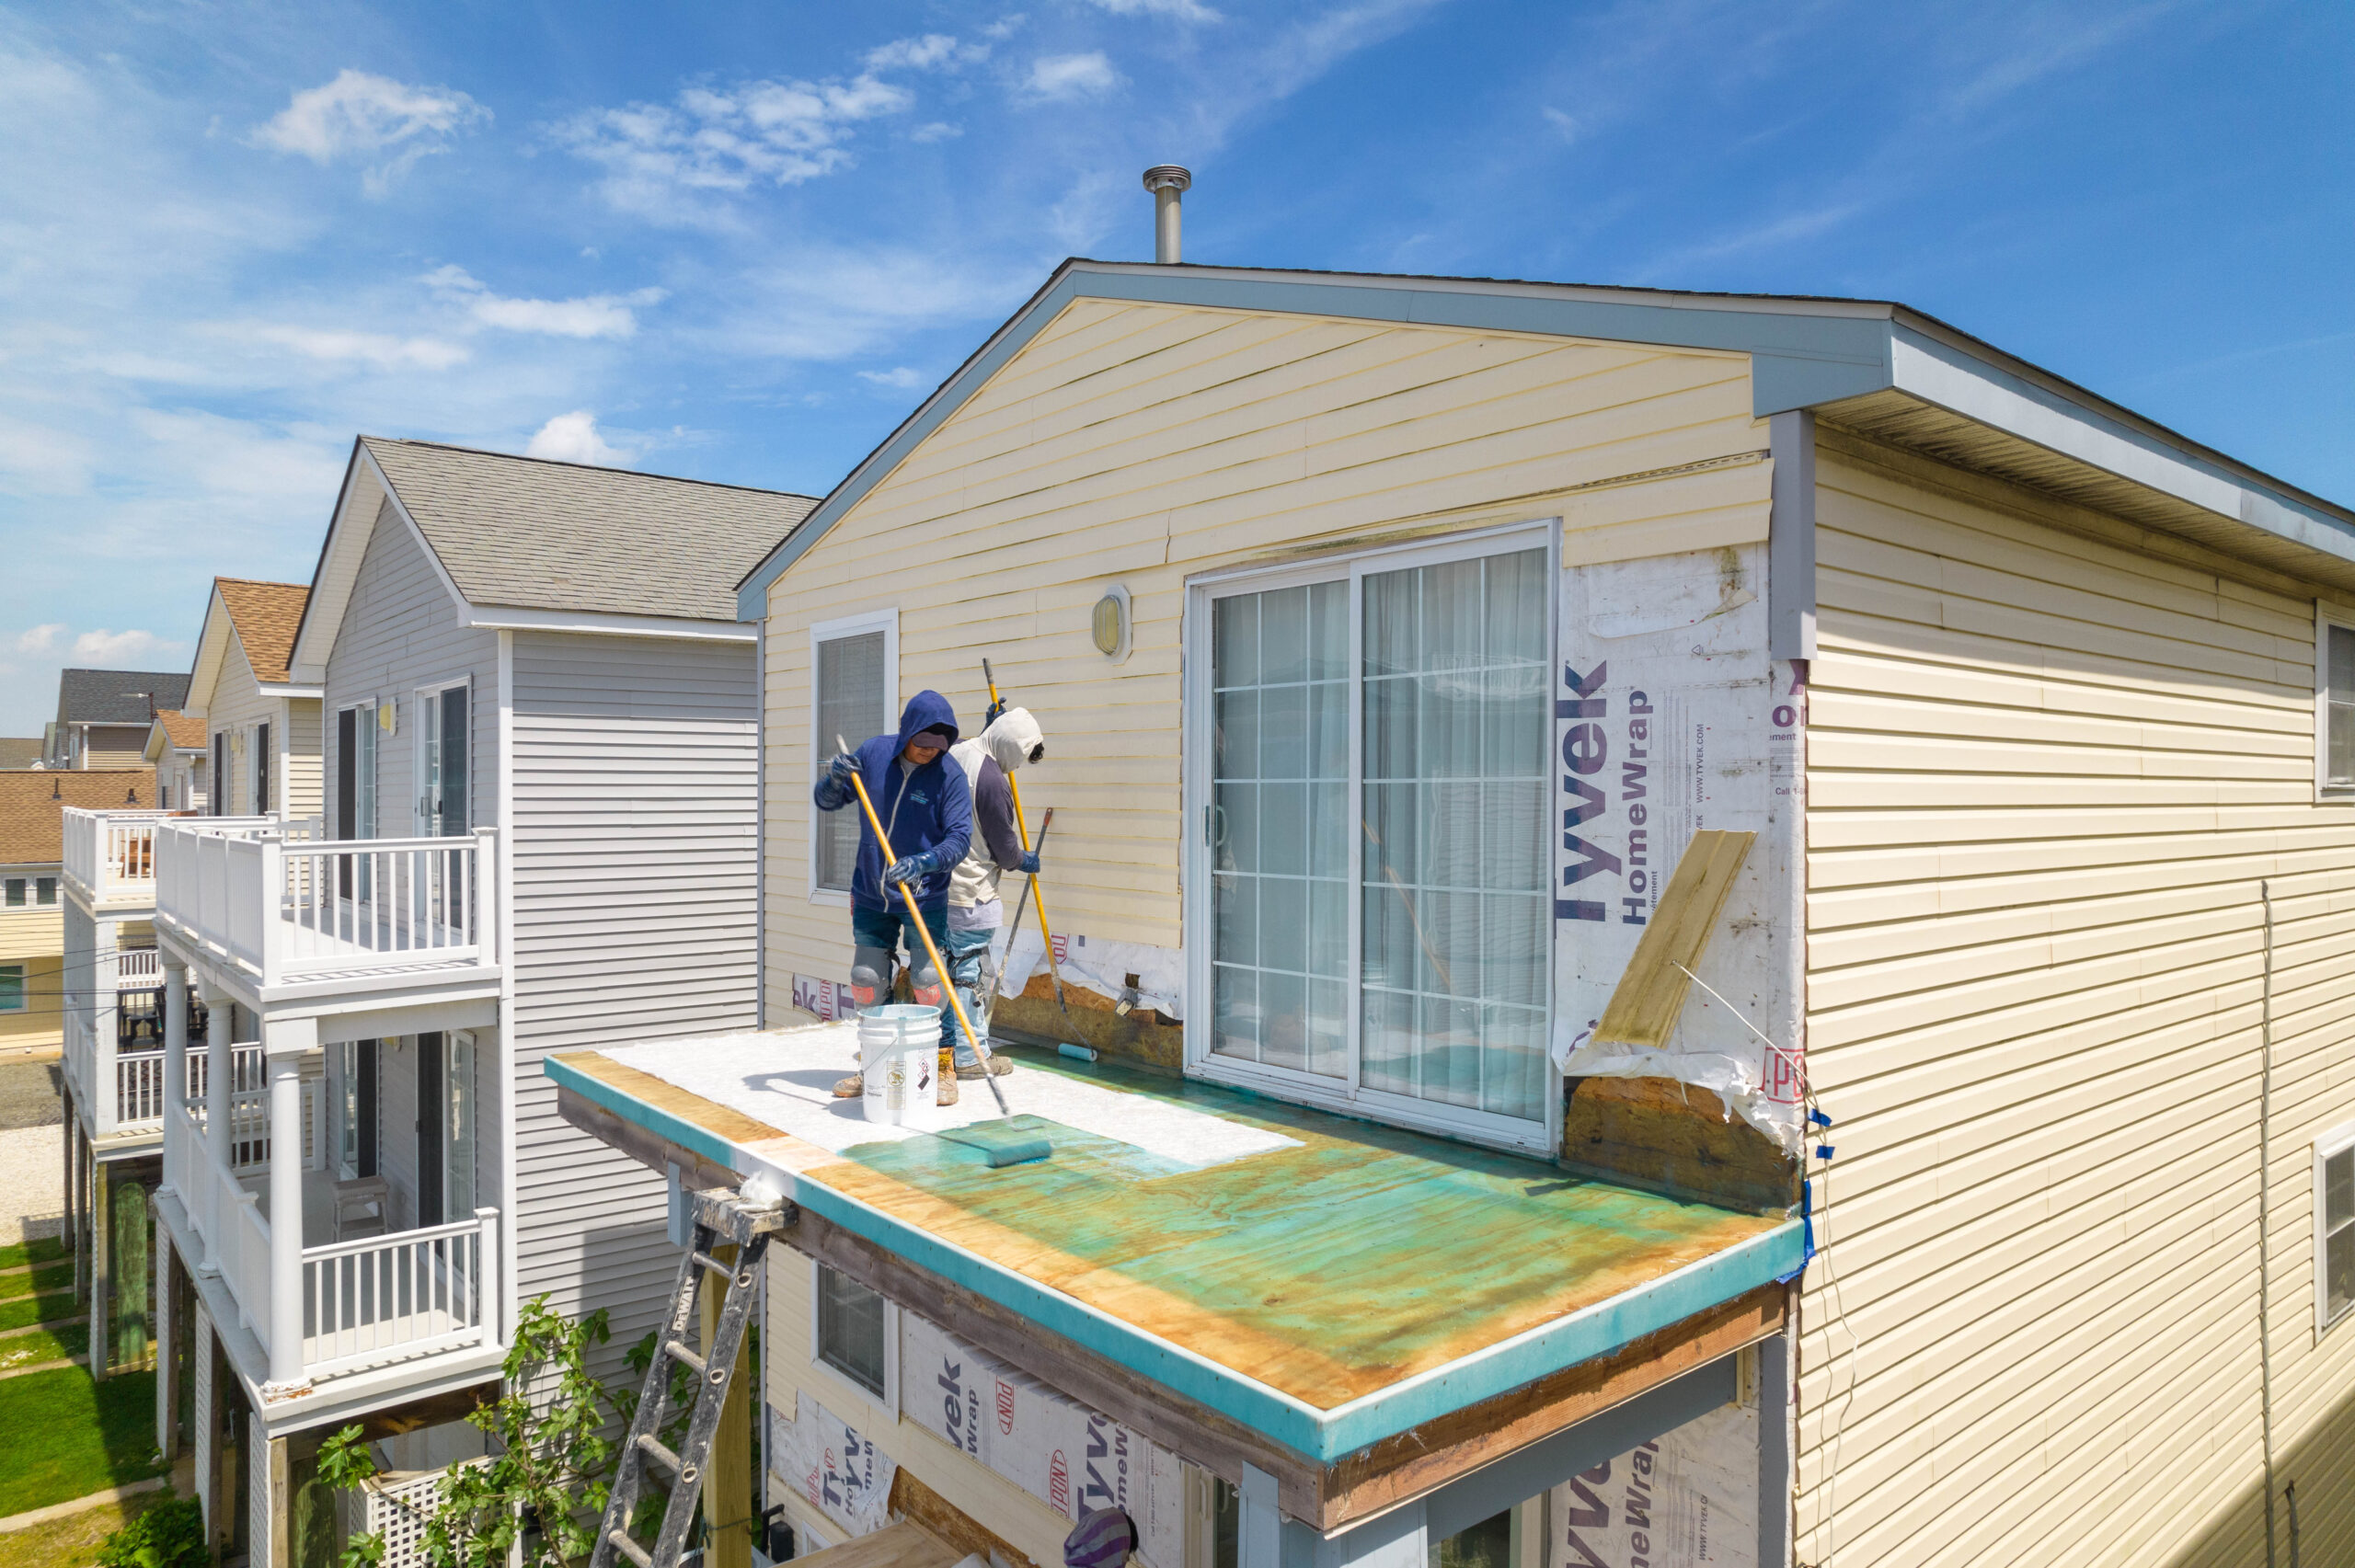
[2,1,2349,735]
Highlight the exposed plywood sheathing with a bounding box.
[1592,829,1756,1048]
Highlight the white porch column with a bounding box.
[160,963,189,1194]
[262,1046,307,1395]
[203,990,231,1192]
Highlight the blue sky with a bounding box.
[2,0,2349,736]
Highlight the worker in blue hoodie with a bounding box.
[813,690,973,1104]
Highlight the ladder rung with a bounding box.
[691,1250,735,1280]
[608,1531,652,1568]
[662,1339,707,1376]
[637,1432,692,1482]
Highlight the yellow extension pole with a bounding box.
[837,738,1005,1113]
[982,660,1074,1018]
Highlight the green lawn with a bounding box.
[0,1322,88,1371]
[0,1236,66,1274]
[0,1260,73,1303]
[0,1291,75,1333]
[0,1366,165,1516]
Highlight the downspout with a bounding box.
[2258,878,2277,1568]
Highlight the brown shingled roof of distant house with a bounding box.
[152,710,205,750]
[213,578,311,684]
[0,769,159,865]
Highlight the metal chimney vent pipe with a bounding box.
[1143,166,1191,264]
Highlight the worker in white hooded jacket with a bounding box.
[943,704,1046,1081]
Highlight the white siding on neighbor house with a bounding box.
[507,629,760,1365]
[321,498,501,840]
[760,298,1768,1017]
[284,698,324,823]
[1798,438,2355,1568]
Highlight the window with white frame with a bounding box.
[2319,609,2355,794]
[810,612,896,897]
[0,966,23,1013]
[1189,527,1554,1149]
[811,1263,893,1402]
[35,877,54,906]
[2321,1121,2355,1335]
[3,879,21,908]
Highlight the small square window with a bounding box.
[3,880,22,908]
[2324,1137,2354,1333]
[36,877,55,906]
[814,1265,890,1401]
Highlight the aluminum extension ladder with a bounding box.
[592,1187,792,1568]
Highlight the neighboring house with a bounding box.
[0,772,145,1055]
[0,738,43,770]
[184,578,321,820]
[550,256,2355,1568]
[144,710,208,811]
[48,669,191,768]
[145,436,813,1568]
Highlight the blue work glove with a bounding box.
[826,752,857,789]
[985,697,1007,727]
[883,851,937,887]
[1018,850,1040,876]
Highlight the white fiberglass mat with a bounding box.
[598,1024,1297,1170]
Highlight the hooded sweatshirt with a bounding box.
[812,690,971,911]
[947,706,1044,921]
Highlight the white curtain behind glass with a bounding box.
[1361,547,1549,1121]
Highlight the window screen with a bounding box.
[36,878,55,906]
[2329,625,2355,789]
[2326,1139,2354,1329]
[0,966,22,1013]
[815,632,888,893]
[4,880,21,908]
[815,1264,888,1397]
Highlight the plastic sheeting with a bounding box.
[1549,545,1806,1151]
[770,1391,899,1537]
[995,929,1186,1021]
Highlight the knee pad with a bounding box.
[851,947,896,1009]
[909,956,943,1007]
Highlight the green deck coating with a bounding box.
[544,1045,1803,1461]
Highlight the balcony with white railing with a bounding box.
[63,809,298,911]
[155,820,499,996]
[163,1059,501,1391]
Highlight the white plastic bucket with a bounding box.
[859,1005,948,1130]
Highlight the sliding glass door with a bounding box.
[1192,527,1555,1148]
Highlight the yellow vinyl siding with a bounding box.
[284,697,323,820]
[1798,439,2355,1568]
[762,299,1766,1018]
[0,899,64,1049]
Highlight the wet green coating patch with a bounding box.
[817,1050,1783,1408]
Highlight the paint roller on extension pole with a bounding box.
[835,735,1012,1118]
[982,658,1076,1025]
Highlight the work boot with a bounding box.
[833,1074,863,1098]
[937,1076,959,1106]
[956,1056,1016,1081]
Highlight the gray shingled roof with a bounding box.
[56,669,191,726]
[362,438,818,622]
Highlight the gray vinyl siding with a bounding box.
[377,1034,421,1232]
[507,629,760,1363]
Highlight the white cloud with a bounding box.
[525,411,627,465]
[554,71,918,223]
[15,625,62,655]
[423,266,664,339]
[1082,0,1222,21]
[245,324,470,370]
[706,246,1024,363]
[0,417,99,494]
[982,16,1028,40]
[864,34,990,71]
[71,627,187,664]
[1025,52,1123,101]
[252,69,488,190]
[857,366,925,389]
[910,122,963,143]
[1542,107,1577,141]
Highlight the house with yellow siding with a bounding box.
[0,770,156,1056]
[549,248,2355,1568]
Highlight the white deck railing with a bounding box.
[62,808,167,905]
[165,1094,500,1379]
[304,1211,500,1378]
[115,947,162,989]
[156,822,497,988]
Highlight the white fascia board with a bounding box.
[287,449,390,682]
[1890,331,2246,516]
[183,587,234,715]
[255,683,325,699]
[461,605,757,642]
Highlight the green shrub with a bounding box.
[95,1495,206,1568]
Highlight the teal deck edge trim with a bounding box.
[734,260,2355,622]
[545,1052,1805,1463]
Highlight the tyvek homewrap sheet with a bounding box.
[1548,1401,1759,1568]
[1550,544,1806,1150]
[769,1391,898,1537]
